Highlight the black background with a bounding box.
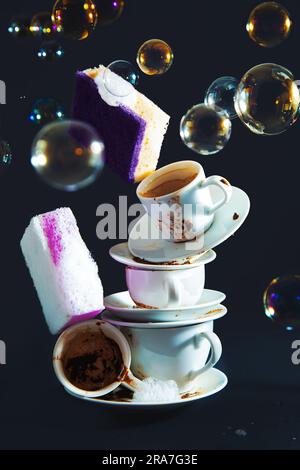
[0,0,300,451]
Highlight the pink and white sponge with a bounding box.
[21,208,103,334]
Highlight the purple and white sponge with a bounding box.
[72,65,170,183]
[21,208,103,334]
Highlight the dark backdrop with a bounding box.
[0,0,300,450]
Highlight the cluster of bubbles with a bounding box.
[179,3,298,156]
[31,120,105,191]
[8,10,63,62]
[180,77,237,156]
[180,62,300,156]
[8,1,126,64]
[103,39,173,97]
[264,275,300,330]
[29,99,65,126]
[8,1,125,43]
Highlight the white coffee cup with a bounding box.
[137,160,232,242]
[120,320,222,393]
[126,264,205,309]
[53,320,141,398]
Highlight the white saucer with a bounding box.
[65,368,228,409]
[128,186,250,263]
[101,305,227,328]
[104,290,226,322]
[109,242,216,270]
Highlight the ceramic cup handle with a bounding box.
[200,175,232,215]
[164,277,181,308]
[196,331,222,376]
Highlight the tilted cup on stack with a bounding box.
[104,160,250,401]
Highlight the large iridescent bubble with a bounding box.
[52,0,98,40]
[180,104,232,155]
[234,63,300,135]
[205,76,238,119]
[246,2,292,48]
[31,120,105,191]
[137,39,173,76]
[264,275,300,328]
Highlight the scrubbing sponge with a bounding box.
[21,208,103,334]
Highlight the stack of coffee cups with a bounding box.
[103,161,250,396]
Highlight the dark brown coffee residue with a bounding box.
[233,212,239,220]
[62,329,123,392]
[132,256,196,266]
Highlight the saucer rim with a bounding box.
[65,368,228,407]
[100,305,227,328]
[104,289,226,313]
[109,243,217,270]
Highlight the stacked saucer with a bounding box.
[103,160,250,406]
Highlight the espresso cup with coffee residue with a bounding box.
[53,320,141,398]
[137,160,232,242]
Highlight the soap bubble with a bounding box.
[180,103,232,155]
[29,98,65,126]
[247,2,292,48]
[0,141,12,166]
[264,275,300,328]
[8,16,31,38]
[137,39,173,76]
[205,76,239,119]
[30,11,58,37]
[52,0,98,40]
[104,60,139,97]
[95,0,125,25]
[37,41,64,61]
[31,120,105,191]
[234,63,300,135]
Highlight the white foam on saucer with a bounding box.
[133,377,180,403]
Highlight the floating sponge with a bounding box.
[21,208,103,334]
[72,65,170,183]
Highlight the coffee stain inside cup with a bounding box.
[61,327,124,392]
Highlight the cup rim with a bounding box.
[136,160,203,200]
[125,262,208,272]
[53,319,132,398]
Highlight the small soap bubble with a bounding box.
[8,16,31,38]
[0,141,12,166]
[37,41,64,61]
[31,120,105,191]
[235,63,300,135]
[52,0,98,40]
[104,60,139,97]
[180,103,232,155]
[205,76,239,119]
[95,0,125,25]
[30,11,58,37]
[137,39,173,76]
[29,98,65,126]
[264,275,300,328]
[247,2,292,48]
